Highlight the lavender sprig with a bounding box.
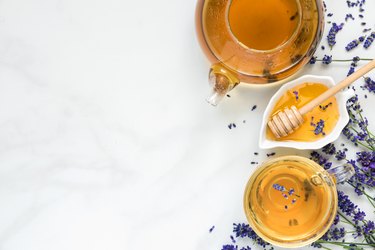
[327,23,344,48]
[363,32,375,49]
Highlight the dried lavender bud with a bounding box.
[222,244,238,250]
[363,77,375,93]
[345,13,355,21]
[309,56,317,64]
[345,36,365,51]
[311,118,326,135]
[293,90,299,101]
[273,184,286,192]
[322,55,332,64]
[327,23,344,47]
[363,32,375,49]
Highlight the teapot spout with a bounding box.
[207,64,239,106]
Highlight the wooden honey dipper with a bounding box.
[268,59,375,138]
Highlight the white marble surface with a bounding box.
[0,0,374,249]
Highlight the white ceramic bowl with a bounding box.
[259,75,354,150]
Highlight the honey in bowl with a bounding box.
[267,82,340,141]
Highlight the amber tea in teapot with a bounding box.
[228,0,300,50]
[195,0,324,105]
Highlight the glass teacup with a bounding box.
[243,155,355,248]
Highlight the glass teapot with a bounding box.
[195,0,324,105]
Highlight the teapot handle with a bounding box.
[327,163,355,184]
[207,64,239,106]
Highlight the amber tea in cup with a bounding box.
[243,156,354,248]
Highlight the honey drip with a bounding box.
[267,82,340,141]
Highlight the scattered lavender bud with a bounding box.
[311,118,326,135]
[322,55,332,64]
[345,36,365,51]
[251,105,257,111]
[363,77,375,93]
[273,184,286,192]
[309,56,317,64]
[240,247,251,250]
[327,23,344,47]
[293,90,299,101]
[363,32,375,49]
[228,123,236,129]
[222,245,238,250]
[335,150,346,160]
[345,13,355,21]
[288,188,295,196]
[209,225,215,233]
[267,152,276,157]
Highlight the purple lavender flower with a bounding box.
[293,91,299,101]
[362,221,374,235]
[311,151,332,167]
[335,150,346,160]
[327,23,344,47]
[272,184,286,192]
[309,56,317,64]
[321,227,346,241]
[311,119,326,135]
[233,223,251,238]
[353,210,366,221]
[345,13,355,21]
[333,215,340,225]
[337,191,367,225]
[347,66,355,76]
[232,223,270,248]
[222,245,238,250]
[363,32,375,49]
[345,36,365,51]
[322,55,332,65]
[322,143,337,155]
[364,77,375,93]
[240,247,251,250]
